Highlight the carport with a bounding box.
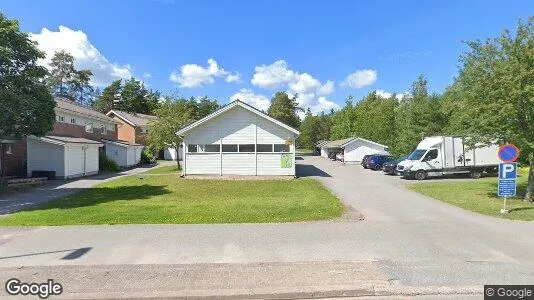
[321,137,389,163]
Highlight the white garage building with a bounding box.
[104,140,144,167]
[176,100,300,176]
[27,135,103,179]
[321,137,389,162]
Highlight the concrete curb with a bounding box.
[55,285,483,299]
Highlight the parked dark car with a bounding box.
[361,154,375,168]
[382,155,408,175]
[367,155,394,170]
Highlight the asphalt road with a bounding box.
[0,156,533,290]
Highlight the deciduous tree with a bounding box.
[444,17,534,201]
[0,13,55,137]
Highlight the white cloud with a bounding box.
[225,72,242,83]
[230,89,271,111]
[251,60,337,115]
[375,90,393,98]
[169,58,239,88]
[251,60,297,88]
[342,69,377,88]
[29,26,133,87]
[396,92,412,100]
[143,73,152,79]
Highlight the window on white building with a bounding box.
[56,115,65,122]
[187,145,198,153]
[70,118,76,124]
[101,125,107,135]
[239,144,255,152]
[274,144,290,152]
[257,144,273,152]
[203,145,220,152]
[222,144,238,152]
[85,123,93,133]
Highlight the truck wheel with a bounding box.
[414,170,427,180]
[470,169,482,179]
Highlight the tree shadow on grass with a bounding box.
[509,206,534,213]
[24,184,170,211]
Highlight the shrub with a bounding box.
[99,155,120,172]
[141,148,155,164]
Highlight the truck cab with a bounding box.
[397,147,441,180]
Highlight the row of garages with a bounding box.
[26,136,144,179]
[315,137,390,163]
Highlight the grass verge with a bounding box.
[408,168,533,220]
[0,176,343,225]
[142,164,181,174]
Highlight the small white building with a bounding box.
[315,140,331,157]
[176,100,300,176]
[163,147,183,161]
[321,137,389,162]
[27,136,103,179]
[104,140,144,167]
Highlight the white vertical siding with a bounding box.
[84,145,100,175]
[164,147,183,160]
[182,106,296,176]
[64,144,99,178]
[344,139,388,162]
[106,143,127,167]
[27,139,65,178]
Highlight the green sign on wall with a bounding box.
[281,154,292,168]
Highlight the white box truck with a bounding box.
[396,136,500,180]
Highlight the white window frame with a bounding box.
[70,118,76,124]
[57,115,65,122]
[101,125,107,135]
[6,144,12,155]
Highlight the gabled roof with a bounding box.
[321,137,388,149]
[55,98,119,124]
[29,135,103,146]
[315,140,330,147]
[323,138,356,148]
[176,100,300,136]
[102,139,143,147]
[106,110,158,127]
[342,137,388,149]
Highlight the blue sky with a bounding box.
[2,0,532,112]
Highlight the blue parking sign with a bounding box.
[498,163,517,197]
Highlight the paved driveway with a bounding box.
[0,156,533,289]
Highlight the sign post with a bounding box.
[497,144,520,214]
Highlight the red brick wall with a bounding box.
[1,139,27,177]
[112,117,137,144]
[52,122,118,141]
[135,127,148,146]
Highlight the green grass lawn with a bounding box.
[0,176,343,225]
[142,164,181,174]
[408,168,534,220]
[296,149,314,154]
